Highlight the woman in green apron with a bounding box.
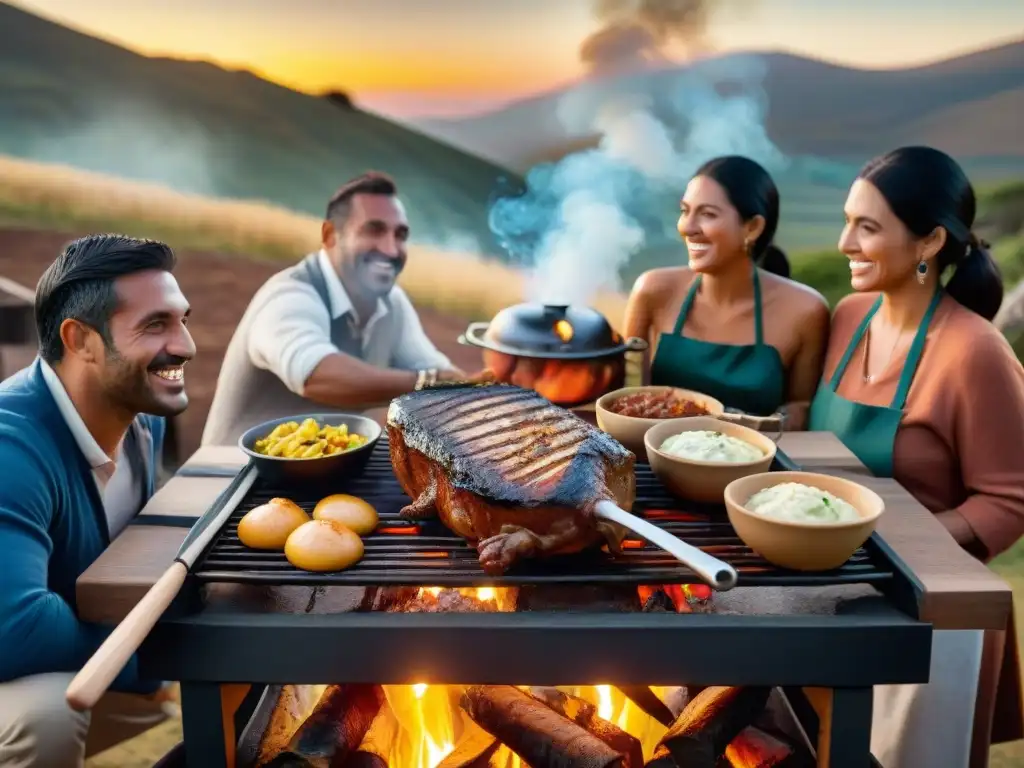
[624,155,830,429]
[807,146,1024,767]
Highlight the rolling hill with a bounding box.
[411,40,1024,174]
[0,2,520,258]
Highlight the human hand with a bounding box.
[436,368,494,384]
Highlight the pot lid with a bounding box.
[483,303,624,356]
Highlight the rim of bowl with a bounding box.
[644,416,777,468]
[238,412,382,462]
[596,386,725,423]
[724,471,886,529]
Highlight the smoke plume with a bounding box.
[580,0,712,74]
[22,95,220,198]
[488,0,787,308]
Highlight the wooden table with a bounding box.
[75,432,1014,768]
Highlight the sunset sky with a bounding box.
[9,0,1024,117]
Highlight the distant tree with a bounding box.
[323,91,354,110]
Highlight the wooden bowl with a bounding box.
[644,416,776,503]
[595,386,725,457]
[238,412,382,486]
[724,471,885,572]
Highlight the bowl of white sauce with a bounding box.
[723,471,886,571]
[644,416,777,502]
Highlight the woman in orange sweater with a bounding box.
[808,146,1024,767]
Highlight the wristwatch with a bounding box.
[415,368,438,391]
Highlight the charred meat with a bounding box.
[387,384,635,574]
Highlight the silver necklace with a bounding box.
[862,324,905,383]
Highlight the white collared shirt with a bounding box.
[247,249,453,395]
[39,360,143,539]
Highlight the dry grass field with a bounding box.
[0,155,629,327]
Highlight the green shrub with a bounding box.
[977,180,1024,240]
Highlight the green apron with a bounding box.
[807,290,943,478]
[650,268,786,416]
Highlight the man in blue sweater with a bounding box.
[0,234,195,766]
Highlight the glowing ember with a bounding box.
[553,319,574,343]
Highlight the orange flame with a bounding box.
[553,319,574,343]
[277,586,724,767]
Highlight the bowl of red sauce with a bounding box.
[595,386,725,457]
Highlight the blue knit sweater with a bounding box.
[0,359,164,692]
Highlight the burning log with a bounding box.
[462,685,626,768]
[256,686,324,766]
[368,586,420,612]
[265,684,385,767]
[647,687,772,768]
[529,687,644,768]
[640,589,675,613]
[392,589,500,613]
[344,706,400,768]
[437,719,502,768]
[659,686,706,718]
[718,726,809,768]
[616,686,674,727]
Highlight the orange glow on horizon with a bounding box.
[259,51,563,94]
[9,0,1024,110]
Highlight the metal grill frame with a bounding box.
[148,443,930,768]
[190,436,901,591]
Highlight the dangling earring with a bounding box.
[743,239,752,256]
[916,259,928,285]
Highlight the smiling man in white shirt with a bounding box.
[202,171,484,446]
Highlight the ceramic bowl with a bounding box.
[238,412,382,485]
[595,386,725,458]
[644,416,776,503]
[723,471,885,571]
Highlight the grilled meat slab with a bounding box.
[387,384,635,574]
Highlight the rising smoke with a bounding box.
[22,95,221,198]
[580,0,711,73]
[488,0,787,308]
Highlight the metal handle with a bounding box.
[458,323,490,347]
[624,336,649,388]
[594,500,738,591]
[719,411,785,444]
[625,336,649,352]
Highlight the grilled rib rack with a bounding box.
[190,436,895,588]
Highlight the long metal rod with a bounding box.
[595,499,739,590]
[177,463,258,567]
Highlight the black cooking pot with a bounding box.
[459,303,648,406]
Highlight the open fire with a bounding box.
[251,586,809,768]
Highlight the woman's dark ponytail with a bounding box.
[756,243,790,278]
[945,235,1004,321]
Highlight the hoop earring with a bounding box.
[916,259,928,285]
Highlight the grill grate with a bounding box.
[192,436,895,588]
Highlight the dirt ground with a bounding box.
[0,226,484,463]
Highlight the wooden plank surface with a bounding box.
[777,432,1013,631]
[77,431,1013,630]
